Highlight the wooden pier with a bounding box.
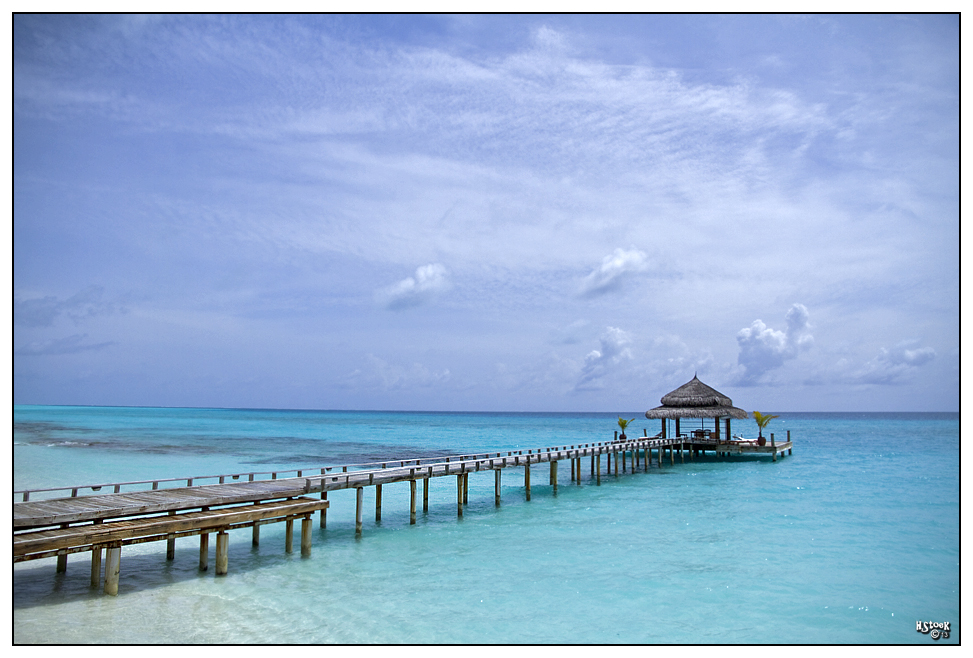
[14,433,791,596]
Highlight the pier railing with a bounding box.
[14,439,630,502]
[15,431,793,503]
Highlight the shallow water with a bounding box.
[13,407,959,644]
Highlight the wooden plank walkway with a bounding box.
[15,436,682,529]
[14,433,792,596]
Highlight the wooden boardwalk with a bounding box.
[14,433,791,595]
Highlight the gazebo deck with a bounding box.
[686,436,793,460]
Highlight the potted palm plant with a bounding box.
[752,411,779,446]
[617,417,635,441]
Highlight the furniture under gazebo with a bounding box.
[644,375,748,443]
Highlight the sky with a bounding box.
[12,14,959,412]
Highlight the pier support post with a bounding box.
[614,450,619,476]
[375,484,383,522]
[301,515,312,557]
[464,473,469,505]
[525,458,531,501]
[495,469,501,505]
[355,487,364,536]
[104,544,121,596]
[285,517,294,553]
[570,457,575,482]
[252,522,260,547]
[606,451,610,475]
[320,491,327,529]
[423,477,430,512]
[215,530,228,575]
[410,480,417,524]
[596,454,601,485]
[591,452,595,477]
[166,511,176,559]
[199,533,209,571]
[457,475,464,516]
[551,460,558,493]
[90,547,102,588]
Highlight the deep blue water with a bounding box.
[13,406,959,644]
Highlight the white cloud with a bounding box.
[734,303,813,385]
[852,340,936,385]
[579,248,649,297]
[574,326,633,391]
[378,264,450,310]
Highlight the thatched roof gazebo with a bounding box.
[644,375,747,441]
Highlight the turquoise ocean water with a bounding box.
[13,406,959,644]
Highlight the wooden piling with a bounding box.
[596,454,601,485]
[355,487,364,536]
[90,546,102,588]
[410,479,417,524]
[285,517,294,553]
[104,545,120,596]
[525,458,531,501]
[166,510,176,559]
[457,475,464,516]
[252,521,260,547]
[550,460,558,493]
[199,533,209,571]
[215,531,228,575]
[463,473,469,505]
[56,524,68,573]
[495,468,501,505]
[320,491,327,529]
[375,484,383,522]
[301,516,312,556]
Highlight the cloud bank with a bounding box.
[852,340,936,385]
[16,334,116,356]
[15,286,117,327]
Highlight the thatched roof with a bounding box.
[644,375,748,420]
